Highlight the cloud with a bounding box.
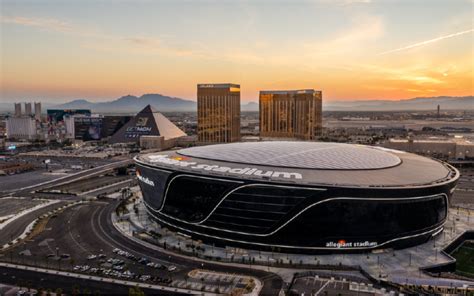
[379,28,474,55]
[297,14,383,64]
[340,0,372,5]
[358,64,446,87]
[1,16,74,33]
[318,0,372,5]
[123,37,161,48]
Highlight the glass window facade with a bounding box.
[259,90,322,140]
[276,195,447,246]
[161,175,239,222]
[136,165,171,210]
[197,84,240,143]
[203,185,324,234]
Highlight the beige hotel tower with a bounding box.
[259,89,322,140]
[197,83,241,143]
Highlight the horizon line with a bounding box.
[1,94,472,105]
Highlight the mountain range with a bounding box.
[0,94,472,113]
[55,94,196,113]
[323,96,473,111]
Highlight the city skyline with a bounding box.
[1,0,473,103]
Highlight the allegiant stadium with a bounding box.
[134,141,459,253]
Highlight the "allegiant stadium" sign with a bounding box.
[326,240,378,248]
[146,155,303,180]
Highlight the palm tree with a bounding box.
[72,284,80,296]
[184,274,189,285]
[69,258,75,271]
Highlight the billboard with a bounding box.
[102,116,132,138]
[47,109,91,123]
[74,117,102,141]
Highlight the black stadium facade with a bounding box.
[134,142,459,253]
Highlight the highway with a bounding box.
[1,159,133,198]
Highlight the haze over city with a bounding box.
[1,0,473,103]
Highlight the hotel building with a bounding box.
[197,83,241,143]
[260,89,322,140]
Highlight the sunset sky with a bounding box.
[1,0,473,103]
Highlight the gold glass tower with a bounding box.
[259,89,322,140]
[197,83,241,143]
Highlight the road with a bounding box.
[0,266,185,295]
[0,155,283,295]
[0,201,68,247]
[0,169,61,193]
[2,201,282,295]
[1,159,133,198]
[95,200,283,295]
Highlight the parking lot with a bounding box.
[289,276,379,296]
[451,167,474,208]
[69,247,176,285]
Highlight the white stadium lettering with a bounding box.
[137,174,155,187]
[147,155,303,180]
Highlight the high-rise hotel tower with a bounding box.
[197,83,241,143]
[259,89,322,140]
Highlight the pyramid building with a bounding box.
[109,105,186,144]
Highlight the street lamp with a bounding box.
[56,247,60,270]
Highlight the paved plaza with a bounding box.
[117,190,474,289]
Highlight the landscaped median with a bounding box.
[1,200,80,251]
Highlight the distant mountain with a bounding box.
[53,99,95,109]
[1,95,472,113]
[241,96,473,112]
[55,94,197,113]
[241,102,259,112]
[323,96,473,111]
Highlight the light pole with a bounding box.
[56,247,60,270]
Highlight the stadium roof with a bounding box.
[178,142,401,170]
[137,141,458,188]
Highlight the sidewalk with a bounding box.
[117,194,474,288]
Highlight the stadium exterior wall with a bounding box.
[134,154,459,254]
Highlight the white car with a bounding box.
[167,265,177,272]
